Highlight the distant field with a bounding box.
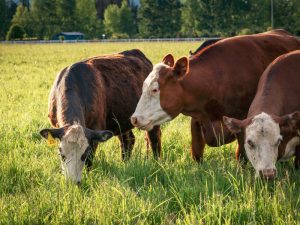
[0,42,299,224]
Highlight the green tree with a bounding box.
[138,0,182,38]
[10,4,33,38]
[6,24,25,40]
[30,0,60,39]
[104,0,136,38]
[75,0,103,39]
[0,0,17,40]
[56,0,76,31]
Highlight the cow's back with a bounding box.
[86,49,152,133]
[248,50,300,117]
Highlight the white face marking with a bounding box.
[132,63,171,130]
[244,112,282,177]
[59,124,89,183]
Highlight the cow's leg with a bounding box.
[191,118,205,162]
[118,130,135,161]
[146,125,161,159]
[85,141,99,171]
[294,145,300,169]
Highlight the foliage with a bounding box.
[3,0,300,39]
[30,0,60,39]
[0,0,17,40]
[138,0,182,38]
[104,0,136,38]
[6,24,25,40]
[10,4,33,37]
[1,42,300,224]
[75,0,104,39]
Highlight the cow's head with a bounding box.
[131,54,189,130]
[223,112,300,179]
[40,124,113,183]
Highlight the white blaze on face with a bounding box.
[132,63,172,130]
[59,124,89,183]
[244,112,282,176]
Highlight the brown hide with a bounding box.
[240,50,300,163]
[159,30,300,161]
[48,49,161,160]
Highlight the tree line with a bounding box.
[1,0,300,41]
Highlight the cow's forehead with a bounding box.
[246,112,280,139]
[62,124,88,149]
[144,63,167,87]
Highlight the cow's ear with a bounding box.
[279,111,300,134]
[40,128,65,140]
[162,54,174,67]
[90,130,114,142]
[173,57,189,79]
[223,116,243,134]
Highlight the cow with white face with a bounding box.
[131,54,187,130]
[40,124,112,183]
[223,50,300,179]
[40,49,162,184]
[224,112,300,179]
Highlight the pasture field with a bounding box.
[0,42,299,225]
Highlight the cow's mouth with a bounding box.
[138,121,153,131]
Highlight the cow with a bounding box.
[189,38,222,56]
[223,50,300,179]
[39,49,161,183]
[130,30,300,163]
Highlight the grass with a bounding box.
[0,42,299,225]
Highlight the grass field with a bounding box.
[0,42,299,225]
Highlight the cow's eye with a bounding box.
[61,155,66,162]
[276,137,282,146]
[151,88,159,94]
[247,139,255,149]
[59,147,66,161]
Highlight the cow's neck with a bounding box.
[57,98,86,128]
[180,65,222,121]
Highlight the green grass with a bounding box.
[0,42,299,225]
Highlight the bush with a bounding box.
[59,35,65,41]
[239,28,252,35]
[6,24,25,40]
[111,33,129,39]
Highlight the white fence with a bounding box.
[1,37,221,44]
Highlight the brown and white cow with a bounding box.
[131,30,300,162]
[40,49,161,183]
[223,50,300,179]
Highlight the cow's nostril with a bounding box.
[259,169,276,179]
[131,116,138,126]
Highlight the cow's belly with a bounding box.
[279,136,300,161]
[202,120,236,146]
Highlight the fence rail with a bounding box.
[1,37,221,44]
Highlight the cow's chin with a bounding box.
[138,122,154,131]
[145,116,173,131]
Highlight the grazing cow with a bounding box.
[40,49,161,183]
[189,38,222,56]
[131,30,300,162]
[223,50,300,179]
